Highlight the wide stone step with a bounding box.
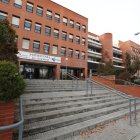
[23,105,140,140]
[24,96,123,123]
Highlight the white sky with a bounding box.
[51,0,140,44]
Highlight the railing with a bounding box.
[0,97,24,140]
[86,78,139,125]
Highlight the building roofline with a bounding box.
[50,0,88,20]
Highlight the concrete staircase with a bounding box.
[22,79,139,140]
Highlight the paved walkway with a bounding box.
[66,113,140,140]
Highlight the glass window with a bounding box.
[0,11,8,19]
[22,38,30,49]
[12,16,20,27]
[37,6,43,16]
[46,10,52,20]
[69,34,73,42]
[35,23,41,34]
[76,36,80,44]
[54,29,59,38]
[70,20,74,28]
[81,52,85,60]
[62,32,67,40]
[55,14,60,23]
[26,2,33,13]
[63,17,68,26]
[76,22,80,31]
[82,25,86,32]
[61,47,66,56]
[75,50,80,59]
[1,0,9,4]
[45,26,51,36]
[24,20,32,30]
[52,45,58,54]
[68,49,73,58]
[14,0,22,8]
[33,41,40,51]
[82,38,86,46]
[44,43,49,53]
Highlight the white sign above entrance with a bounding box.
[17,51,61,63]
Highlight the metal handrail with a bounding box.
[0,97,24,140]
[87,78,139,125]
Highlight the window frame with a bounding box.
[33,41,40,51]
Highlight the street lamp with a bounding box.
[65,58,68,79]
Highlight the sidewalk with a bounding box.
[66,112,140,140]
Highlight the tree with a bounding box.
[0,19,18,64]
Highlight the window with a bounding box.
[14,0,22,8]
[63,17,68,26]
[12,16,20,27]
[26,2,33,13]
[82,25,86,32]
[75,50,80,59]
[22,38,30,49]
[61,47,66,56]
[24,20,32,30]
[45,26,51,36]
[76,36,80,44]
[81,52,85,60]
[55,14,60,23]
[69,34,73,42]
[1,0,9,4]
[82,38,86,46]
[70,20,74,28]
[54,29,59,38]
[46,10,52,20]
[44,43,49,53]
[68,49,73,58]
[62,32,67,40]
[35,23,41,34]
[37,6,43,16]
[0,11,8,19]
[33,41,40,51]
[52,45,58,54]
[76,22,80,31]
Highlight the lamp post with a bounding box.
[65,58,68,79]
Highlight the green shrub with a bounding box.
[0,61,26,101]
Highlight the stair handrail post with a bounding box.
[91,81,93,95]
[129,99,132,125]
[86,80,88,94]
[134,98,137,123]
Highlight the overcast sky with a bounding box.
[52,0,140,44]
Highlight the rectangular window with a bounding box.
[46,10,52,20]
[37,6,43,16]
[22,38,30,49]
[76,22,80,31]
[61,47,66,56]
[69,34,73,42]
[26,2,33,13]
[1,0,9,4]
[14,0,22,8]
[81,52,85,60]
[76,36,80,44]
[82,25,86,32]
[35,23,41,34]
[70,20,74,28]
[52,45,58,54]
[0,11,8,19]
[54,29,59,38]
[68,49,73,58]
[45,26,51,36]
[63,17,68,26]
[55,14,60,23]
[62,32,67,40]
[75,50,80,59]
[12,16,20,27]
[24,20,32,31]
[44,43,49,53]
[82,38,86,46]
[33,41,40,51]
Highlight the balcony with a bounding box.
[88,51,102,58]
[88,41,102,49]
[113,48,122,55]
[113,57,123,63]
[88,60,100,64]
[113,65,125,69]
